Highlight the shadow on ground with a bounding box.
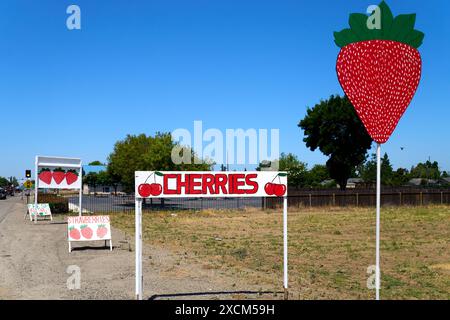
[149,290,283,300]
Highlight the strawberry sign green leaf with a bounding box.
[334,29,357,48]
[67,169,78,175]
[379,1,393,36]
[390,14,416,41]
[334,1,424,49]
[405,30,425,48]
[349,13,369,40]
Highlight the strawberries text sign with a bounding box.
[135,171,288,198]
[67,215,112,252]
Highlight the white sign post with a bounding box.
[35,156,83,223]
[376,144,381,300]
[134,171,288,300]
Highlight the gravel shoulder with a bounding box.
[0,197,273,300]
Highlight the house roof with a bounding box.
[320,179,335,186]
[347,178,363,184]
[408,178,438,186]
[83,165,107,174]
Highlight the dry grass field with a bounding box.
[110,206,450,300]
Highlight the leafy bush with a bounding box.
[37,193,69,213]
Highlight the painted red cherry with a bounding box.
[150,183,162,196]
[138,183,152,197]
[264,183,275,195]
[274,184,287,197]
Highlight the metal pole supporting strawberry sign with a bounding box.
[334,1,423,300]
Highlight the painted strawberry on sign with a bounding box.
[80,225,93,239]
[52,168,66,185]
[96,225,108,238]
[65,169,79,185]
[335,1,423,144]
[69,227,81,240]
[38,168,52,185]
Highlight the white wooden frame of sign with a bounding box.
[35,156,83,223]
[134,171,289,300]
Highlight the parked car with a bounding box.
[6,186,14,196]
[0,188,7,200]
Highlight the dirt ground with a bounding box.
[1,196,448,300]
[0,197,274,300]
[111,205,450,300]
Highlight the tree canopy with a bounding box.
[277,153,308,188]
[88,161,105,166]
[0,176,18,188]
[410,161,441,180]
[306,164,331,187]
[0,177,10,187]
[299,95,372,190]
[107,133,212,192]
[360,152,394,185]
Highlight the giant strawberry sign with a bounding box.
[335,1,423,144]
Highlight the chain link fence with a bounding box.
[34,187,450,213]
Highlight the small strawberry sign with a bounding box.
[67,216,112,252]
[35,156,83,218]
[27,204,52,222]
[335,1,423,144]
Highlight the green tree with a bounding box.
[89,161,105,166]
[390,168,410,187]
[277,153,308,188]
[360,153,393,185]
[410,161,441,180]
[83,172,98,193]
[0,177,9,187]
[107,133,212,192]
[299,95,372,190]
[307,164,330,187]
[96,170,112,187]
[8,177,18,187]
[106,168,122,195]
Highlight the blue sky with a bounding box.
[1,0,449,178]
